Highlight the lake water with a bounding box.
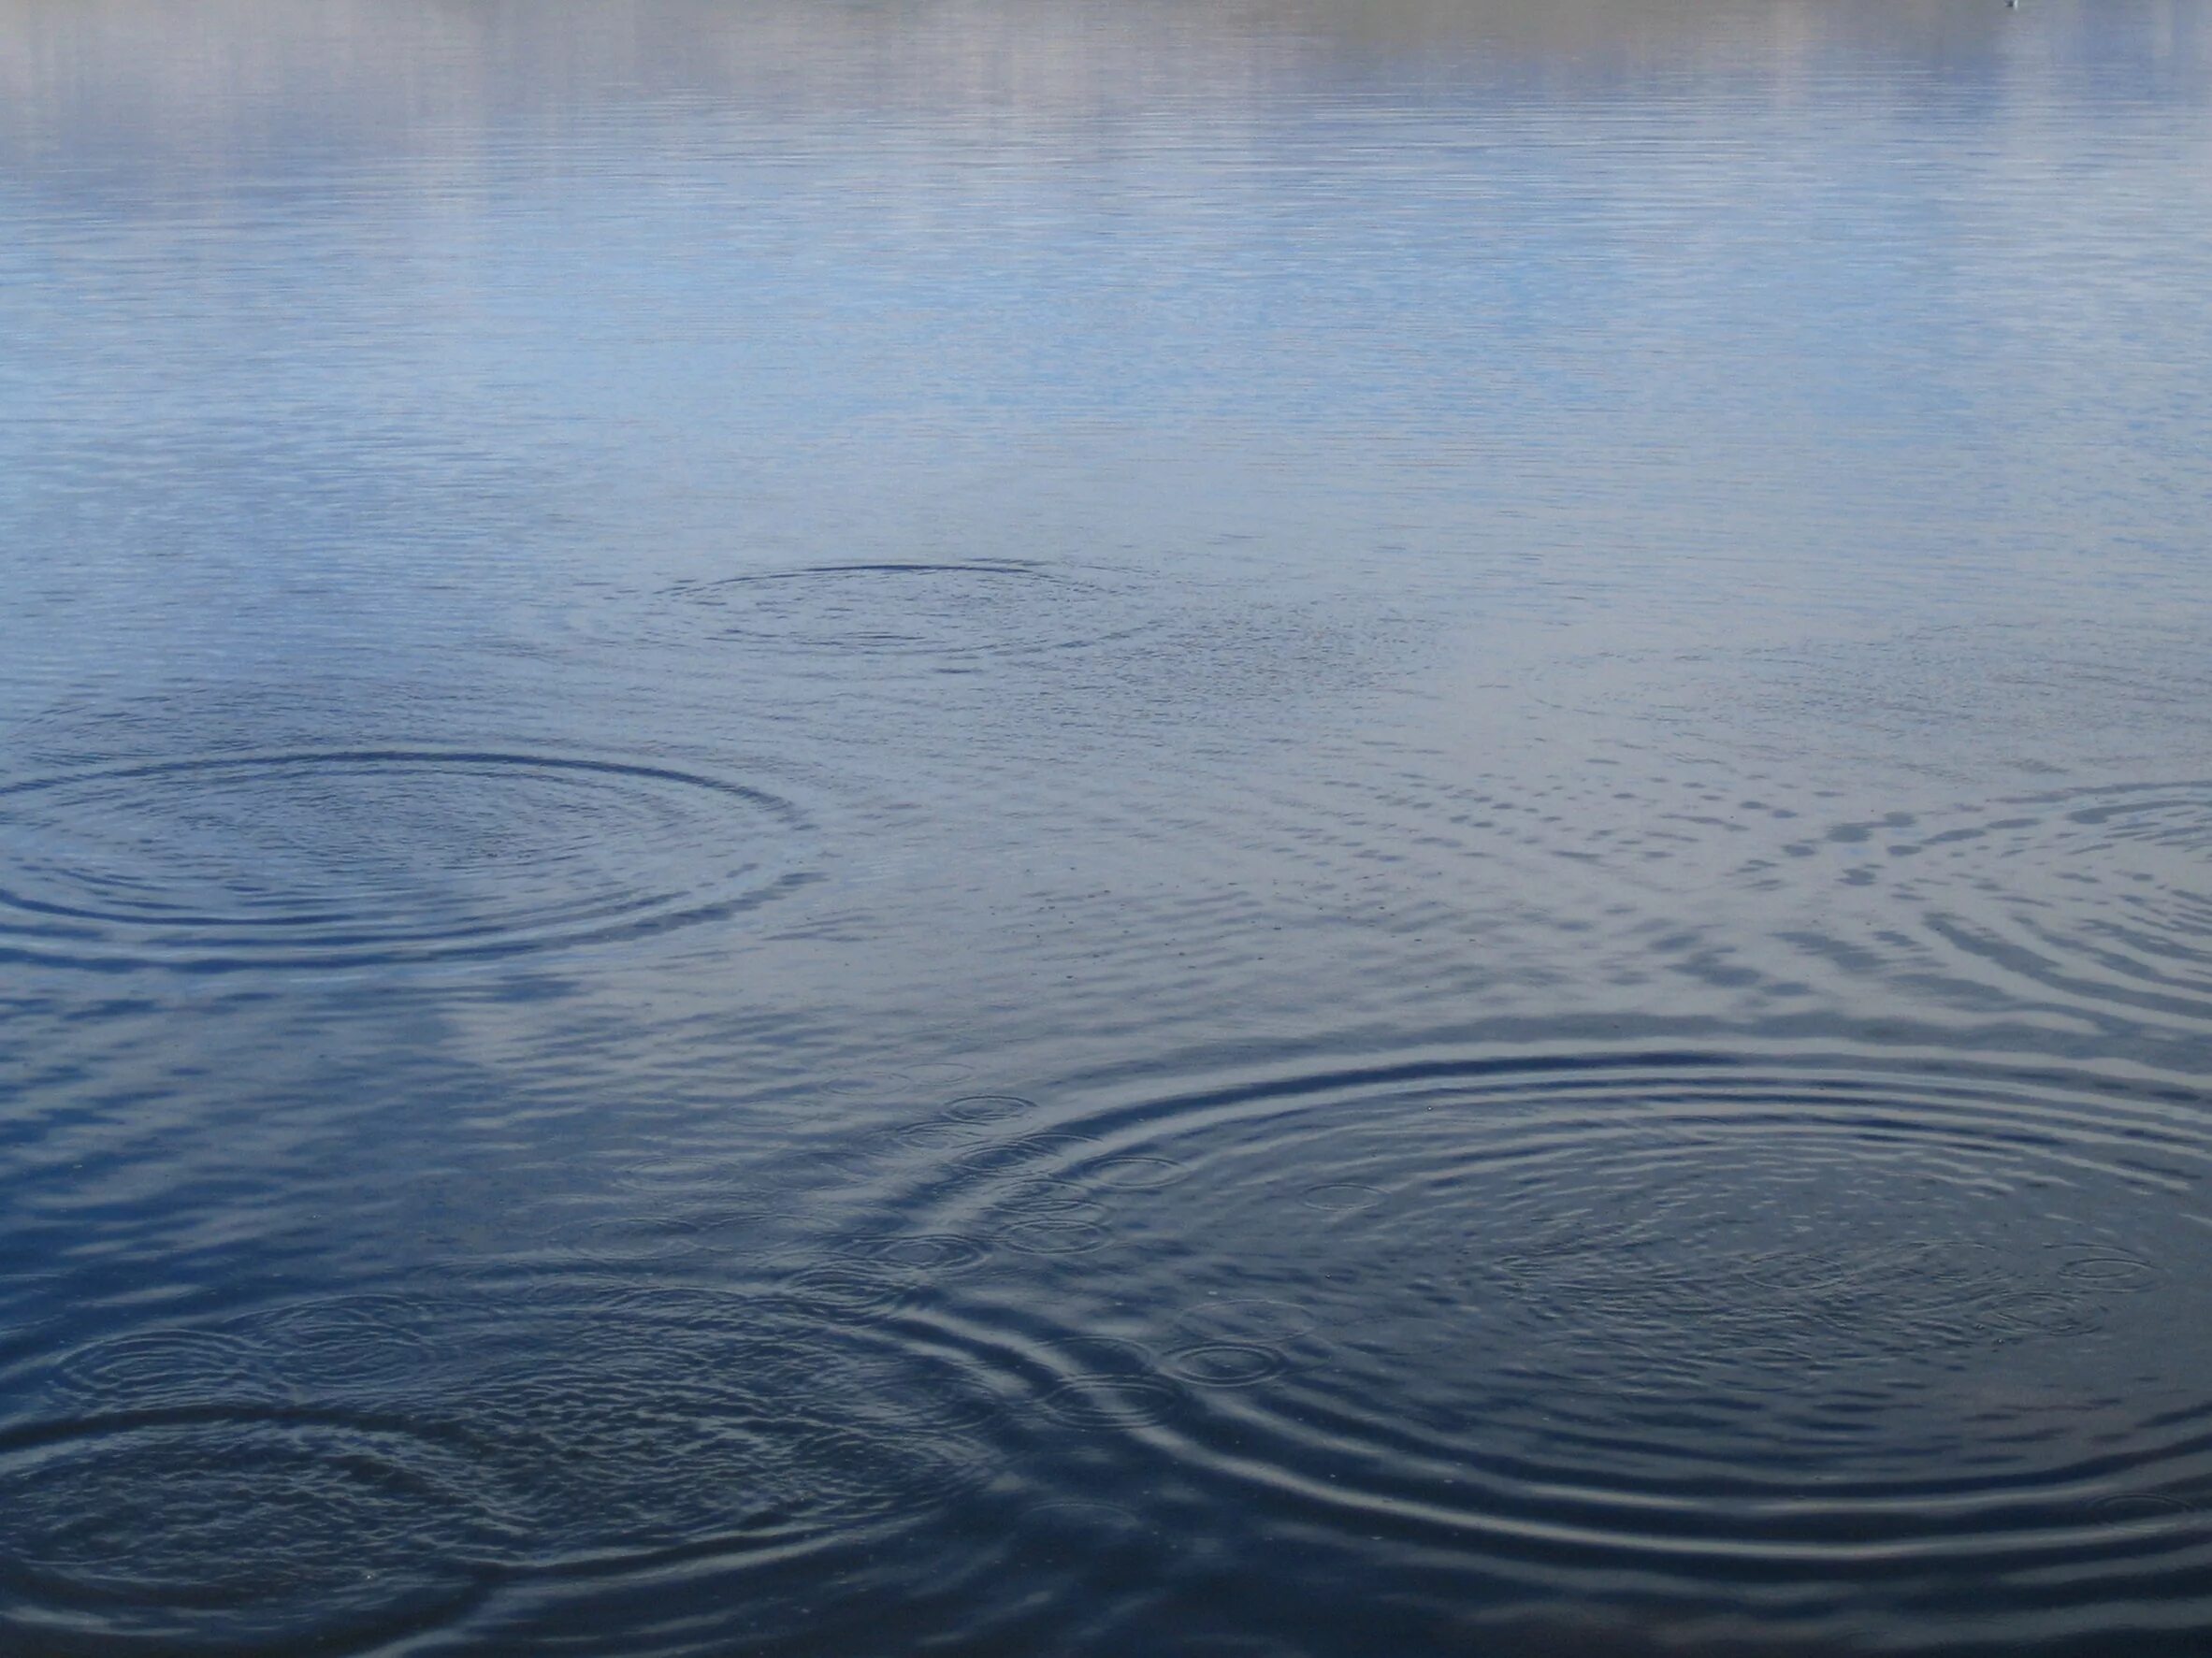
[3,2,2211,1653]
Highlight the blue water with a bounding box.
[4,2,2211,1653]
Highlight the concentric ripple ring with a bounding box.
[0,750,815,971]
[886,1045,2212,1642]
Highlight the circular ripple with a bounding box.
[1534,623,2212,770]
[896,1120,996,1153]
[466,1377,824,1565]
[826,1074,912,1097]
[1083,1155,1189,1190]
[49,1328,287,1412]
[897,1046,2212,1622]
[237,1293,455,1391]
[2089,1494,2204,1530]
[954,1133,1101,1176]
[1973,1290,2102,1340]
[815,1338,1020,1433]
[0,1411,499,1648]
[1163,1343,1288,1389]
[776,1263,920,1321]
[997,1218,1114,1256]
[0,751,812,971]
[990,1179,1108,1218]
[648,562,1154,665]
[1037,1375,1183,1430]
[2053,1246,2161,1290]
[427,1288,987,1568]
[1298,1181,1386,1213]
[942,1094,1038,1125]
[834,1233,991,1273]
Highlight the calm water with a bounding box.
[4,2,2212,1653]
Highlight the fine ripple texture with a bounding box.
[637,562,1157,668]
[0,751,813,971]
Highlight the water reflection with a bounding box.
[3,1,2211,1653]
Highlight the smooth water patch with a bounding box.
[0,751,813,971]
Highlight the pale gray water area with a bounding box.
[3,2,2211,1653]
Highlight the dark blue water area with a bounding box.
[5,1,2212,1653]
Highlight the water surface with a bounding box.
[3,2,2211,1653]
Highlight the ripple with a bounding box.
[775,1262,920,1320]
[0,750,813,971]
[815,1338,1021,1433]
[644,562,1155,666]
[953,1133,1102,1176]
[1083,1155,1189,1190]
[826,1074,912,1097]
[1973,1290,2102,1340]
[1764,781,2212,1031]
[895,1120,997,1153]
[466,1377,825,1565]
[773,1416,997,1531]
[2053,1245,2162,1290]
[1037,1375,1183,1430]
[833,1233,991,1273]
[0,1409,499,1648]
[896,1045,2212,1616]
[49,1328,287,1413]
[2089,1494,2205,1531]
[941,1094,1038,1124]
[238,1292,455,1391]
[1298,1181,1386,1213]
[428,1287,989,1568]
[49,1278,1007,1585]
[990,1178,1110,1218]
[1163,1343,1288,1388]
[997,1217,1115,1256]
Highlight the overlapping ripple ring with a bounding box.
[896,1048,2212,1635]
[10,1276,1001,1639]
[0,749,813,970]
[0,1406,503,1650]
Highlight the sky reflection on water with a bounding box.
[3,3,2211,1654]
